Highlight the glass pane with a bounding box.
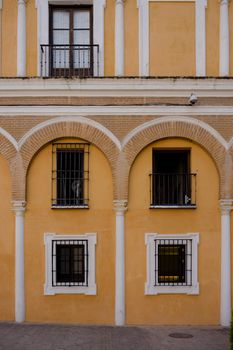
[53,10,69,29]
[73,11,90,29]
[53,30,69,45]
[158,244,186,284]
[52,31,70,69]
[73,30,89,45]
[73,31,90,69]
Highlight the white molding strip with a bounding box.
[137,0,207,76]
[93,0,106,76]
[1,78,233,97]
[195,0,207,76]
[115,0,125,76]
[219,0,230,76]
[137,0,149,76]
[18,115,121,150]
[17,0,27,77]
[36,0,106,76]
[1,105,233,119]
[121,115,228,150]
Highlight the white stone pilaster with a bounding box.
[137,0,149,76]
[219,199,232,327]
[17,0,26,76]
[114,200,127,326]
[93,0,106,76]
[195,0,207,76]
[12,201,26,323]
[115,0,125,76]
[220,0,230,76]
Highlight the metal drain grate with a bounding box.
[169,333,193,339]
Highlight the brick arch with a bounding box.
[0,132,20,201]
[122,118,228,199]
[228,144,233,198]
[19,119,121,200]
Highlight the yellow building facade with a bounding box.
[0,0,232,327]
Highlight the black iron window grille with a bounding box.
[52,239,89,287]
[52,143,90,208]
[150,173,197,206]
[154,239,192,286]
[150,149,197,207]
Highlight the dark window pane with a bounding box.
[56,149,84,206]
[158,244,186,284]
[152,150,191,206]
[56,244,85,283]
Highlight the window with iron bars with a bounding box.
[44,233,97,295]
[52,239,88,287]
[52,143,90,208]
[150,149,197,208]
[155,239,192,286]
[145,233,199,295]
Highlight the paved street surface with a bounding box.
[0,323,229,350]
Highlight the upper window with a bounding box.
[52,142,89,208]
[44,233,97,295]
[145,233,199,295]
[150,149,196,208]
[41,5,99,77]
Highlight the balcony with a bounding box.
[40,44,99,78]
[149,173,197,208]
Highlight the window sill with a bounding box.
[145,283,199,295]
[149,205,197,209]
[51,205,89,209]
[44,284,96,296]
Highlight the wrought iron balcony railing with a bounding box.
[149,173,197,207]
[40,44,99,78]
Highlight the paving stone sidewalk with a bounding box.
[0,323,229,350]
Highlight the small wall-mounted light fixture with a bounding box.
[189,93,198,105]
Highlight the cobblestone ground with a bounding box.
[0,323,229,350]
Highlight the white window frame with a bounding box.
[44,232,97,295]
[145,232,199,295]
[35,0,106,76]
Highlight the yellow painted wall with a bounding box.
[231,211,233,306]
[206,0,219,76]
[2,0,17,76]
[104,0,115,76]
[126,138,220,325]
[0,155,14,320]
[25,139,115,324]
[229,1,233,75]
[149,2,195,76]
[26,0,37,76]
[124,0,139,76]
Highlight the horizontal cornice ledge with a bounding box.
[1,78,233,97]
[0,105,233,117]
